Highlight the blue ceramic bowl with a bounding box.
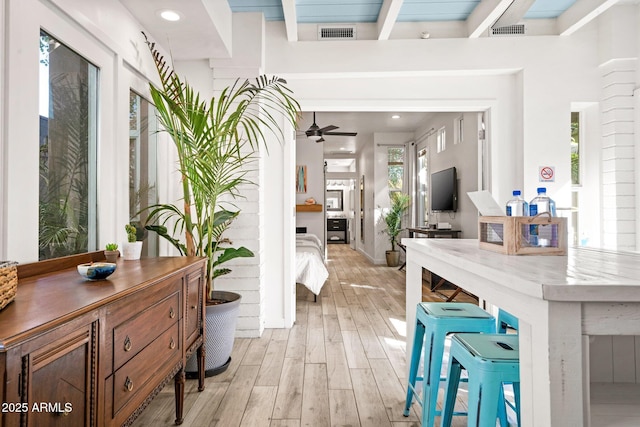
[77,262,117,280]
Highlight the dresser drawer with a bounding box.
[113,291,180,370]
[327,219,346,230]
[111,322,181,416]
[185,271,203,349]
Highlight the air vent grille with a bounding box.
[491,24,525,36]
[318,25,356,40]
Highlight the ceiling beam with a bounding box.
[467,0,514,38]
[557,0,621,36]
[492,0,535,29]
[282,0,298,42]
[377,0,404,40]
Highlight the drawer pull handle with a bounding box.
[124,336,132,352]
[191,305,197,310]
[169,338,176,349]
[57,408,71,417]
[124,377,134,392]
[169,307,176,319]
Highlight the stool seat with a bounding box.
[421,302,494,319]
[404,303,496,427]
[441,333,521,427]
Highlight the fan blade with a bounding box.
[323,131,358,136]
[318,125,338,133]
[316,137,325,143]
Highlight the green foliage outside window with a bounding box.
[571,112,580,185]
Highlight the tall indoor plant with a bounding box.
[142,34,299,375]
[382,192,410,267]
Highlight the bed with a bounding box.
[296,233,329,297]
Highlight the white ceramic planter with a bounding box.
[186,290,241,377]
[122,241,143,260]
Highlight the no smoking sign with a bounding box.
[539,166,555,182]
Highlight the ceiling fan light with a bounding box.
[307,134,321,141]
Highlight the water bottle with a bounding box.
[505,190,528,216]
[529,187,556,217]
[529,187,556,246]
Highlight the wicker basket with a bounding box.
[0,261,18,311]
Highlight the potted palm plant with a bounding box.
[142,34,299,376]
[382,192,410,267]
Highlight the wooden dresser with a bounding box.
[0,252,207,426]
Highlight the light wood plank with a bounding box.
[322,312,342,343]
[301,363,331,427]
[285,322,307,359]
[369,358,419,422]
[270,420,301,427]
[256,339,288,386]
[177,382,229,427]
[325,340,353,390]
[240,386,278,427]
[342,330,370,369]
[350,368,392,427]
[336,306,357,331]
[212,365,260,426]
[328,389,361,427]
[242,329,273,365]
[273,357,305,419]
[306,326,326,363]
[351,305,388,359]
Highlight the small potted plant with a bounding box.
[122,224,143,260]
[382,192,410,267]
[104,243,119,263]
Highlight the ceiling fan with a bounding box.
[302,112,358,142]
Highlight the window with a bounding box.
[416,147,428,226]
[436,127,446,153]
[129,91,159,257]
[570,112,580,246]
[388,147,405,195]
[454,115,463,144]
[38,31,98,260]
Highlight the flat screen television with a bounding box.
[430,167,458,212]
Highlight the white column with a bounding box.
[600,58,637,250]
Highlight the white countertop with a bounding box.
[402,238,640,302]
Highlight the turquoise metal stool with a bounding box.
[497,309,519,334]
[496,309,519,426]
[441,333,521,427]
[403,302,496,427]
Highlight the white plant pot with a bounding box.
[186,290,241,377]
[122,241,143,260]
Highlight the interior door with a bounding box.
[416,141,429,227]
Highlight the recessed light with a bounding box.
[159,10,181,21]
[391,114,400,119]
[339,147,346,150]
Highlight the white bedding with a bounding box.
[296,233,328,296]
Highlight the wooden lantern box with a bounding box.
[478,215,568,255]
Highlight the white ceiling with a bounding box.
[296,111,434,154]
[120,0,637,154]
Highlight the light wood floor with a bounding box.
[133,244,475,427]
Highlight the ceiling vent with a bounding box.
[490,24,525,37]
[318,25,357,40]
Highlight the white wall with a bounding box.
[295,138,325,240]
[420,113,480,238]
